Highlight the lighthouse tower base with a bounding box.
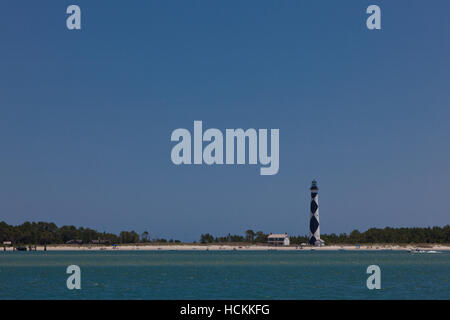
[311,239,325,247]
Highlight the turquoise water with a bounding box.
[0,251,448,299]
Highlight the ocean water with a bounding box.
[0,250,448,299]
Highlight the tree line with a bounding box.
[318,226,450,245]
[1,221,448,245]
[0,221,180,245]
[200,226,450,244]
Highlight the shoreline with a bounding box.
[2,244,450,252]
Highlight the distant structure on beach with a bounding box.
[309,180,325,246]
[267,233,290,246]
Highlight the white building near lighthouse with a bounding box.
[267,233,290,246]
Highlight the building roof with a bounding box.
[268,234,289,238]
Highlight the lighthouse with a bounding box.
[308,180,324,246]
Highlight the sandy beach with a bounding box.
[3,244,449,252]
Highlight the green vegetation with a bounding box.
[0,221,179,245]
[201,226,450,244]
[319,226,450,245]
[200,230,269,244]
[1,221,448,245]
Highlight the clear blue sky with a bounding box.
[1,1,449,241]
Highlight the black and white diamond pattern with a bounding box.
[308,184,320,245]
